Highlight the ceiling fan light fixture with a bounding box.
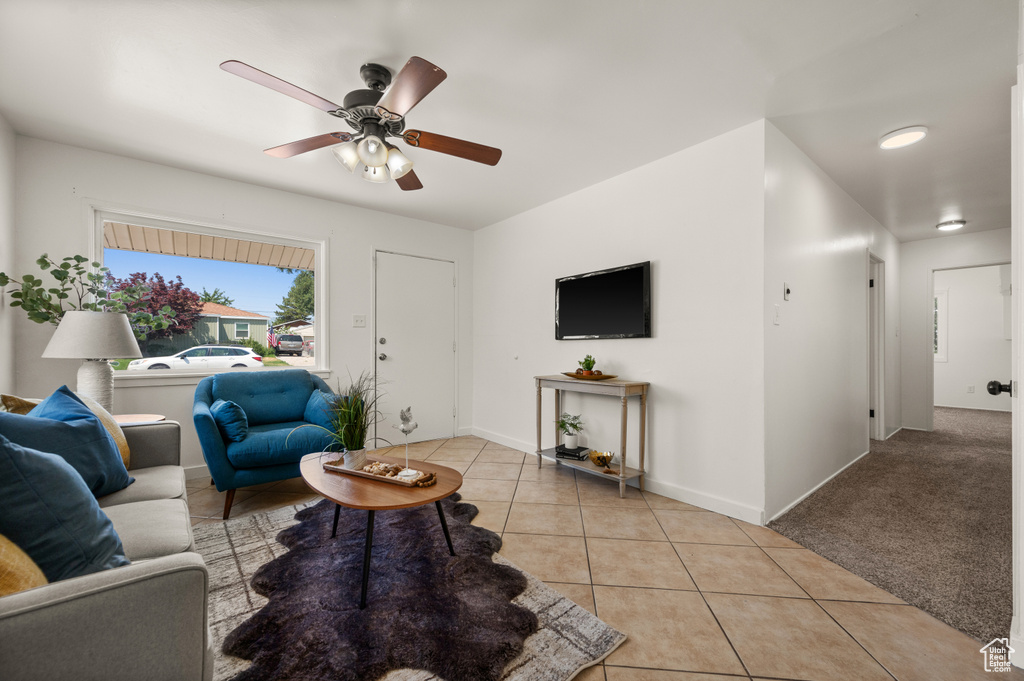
[879,125,928,150]
[357,135,389,167]
[936,219,966,231]
[362,164,390,183]
[331,141,361,173]
[386,146,413,179]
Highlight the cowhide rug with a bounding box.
[194,496,624,681]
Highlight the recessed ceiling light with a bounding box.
[879,126,928,150]
[936,220,966,231]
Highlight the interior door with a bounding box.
[374,251,456,445]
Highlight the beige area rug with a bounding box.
[193,503,625,681]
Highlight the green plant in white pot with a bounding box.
[556,412,584,449]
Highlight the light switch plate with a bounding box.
[353,315,366,328]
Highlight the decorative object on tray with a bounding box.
[396,405,421,480]
[561,372,617,381]
[322,456,437,487]
[576,354,597,375]
[555,412,584,450]
[589,451,614,467]
[555,445,589,461]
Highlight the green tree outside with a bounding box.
[199,287,235,306]
[274,270,314,324]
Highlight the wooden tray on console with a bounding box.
[322,456,422,487]
[561,372,617,381]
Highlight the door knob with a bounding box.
[379,337,386,345]
[987,380,1012,396]
[378,353,387,361]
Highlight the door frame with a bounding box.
[371,248,460,445]
[868,253,885,440]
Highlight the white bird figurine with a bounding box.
[399,407,418,435]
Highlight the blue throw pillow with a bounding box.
[211,399,248,442]
[303,390,336,431]
[0,386,133,498]
[0,433,130,582]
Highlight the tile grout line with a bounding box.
[643,500,753,679]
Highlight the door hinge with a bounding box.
[869,409,875,417]
[869,279,874,288]
[453,340,456,353]
[453,406,457,417]
[453,275,457,287]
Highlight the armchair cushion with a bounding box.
[0,434,130,583]
[303,389,336,430]
[0,386,133,497]
[210,399,248,442]
[212,370,313,426]
[225,421,335,468]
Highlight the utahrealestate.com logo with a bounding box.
[981,639,1015,673]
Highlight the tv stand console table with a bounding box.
[534,375,649,498]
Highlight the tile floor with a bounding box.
[186,436,1021,681]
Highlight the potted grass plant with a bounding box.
[292,371,389,470]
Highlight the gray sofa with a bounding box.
[0,420,213,681]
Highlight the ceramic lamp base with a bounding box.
[77,359,114,412]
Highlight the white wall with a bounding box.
[472,121,767,523]
[901,228,1011,430]
[933,265,1012,410]
[0,113,14,391]
[763,122,902,520]
[11,136,475,477]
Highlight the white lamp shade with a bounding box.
[42,311,142,360]
[357,135,389,167]
[386,146,413,179]
[361,165,390,183]
[331,141,361,173]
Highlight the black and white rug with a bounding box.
[193,497,624,681]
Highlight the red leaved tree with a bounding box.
[108,272,203,350]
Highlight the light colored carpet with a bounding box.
[769,407,1011,642]
[193,502,625,681]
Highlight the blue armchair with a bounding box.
[193,369,336,518]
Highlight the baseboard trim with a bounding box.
[934,403,1012,413]
[883,426,903,440]
[1011,616,1024,668]
[470,426,765,525]
[768,448,871,523]
[184,463,211,481]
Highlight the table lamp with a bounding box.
[42,311,142,411]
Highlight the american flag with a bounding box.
[267,327,276,348]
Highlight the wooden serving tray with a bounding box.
[323,456,421,487]
[561,372,618,381]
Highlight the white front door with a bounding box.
[374,251,456,445]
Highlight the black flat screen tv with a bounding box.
[556,261,651,340]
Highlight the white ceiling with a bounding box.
[0,1,1016,240]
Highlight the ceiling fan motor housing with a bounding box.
[334,87,405,136]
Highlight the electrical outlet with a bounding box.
[353,315,366,328]
[967,385,975,394]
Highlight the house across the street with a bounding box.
[148,302,269,355]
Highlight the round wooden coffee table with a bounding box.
[300,452,463,609]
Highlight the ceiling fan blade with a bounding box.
[220,60,342,113]
[264,132,353,158]
[375,57,447,118]
[396,170,423,191]
[403,130,502,166]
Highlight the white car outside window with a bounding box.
[127,346,264,371]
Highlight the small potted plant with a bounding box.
[556,412,584,449]
[576,354,597,376]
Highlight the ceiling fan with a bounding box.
[220,57,501,191]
